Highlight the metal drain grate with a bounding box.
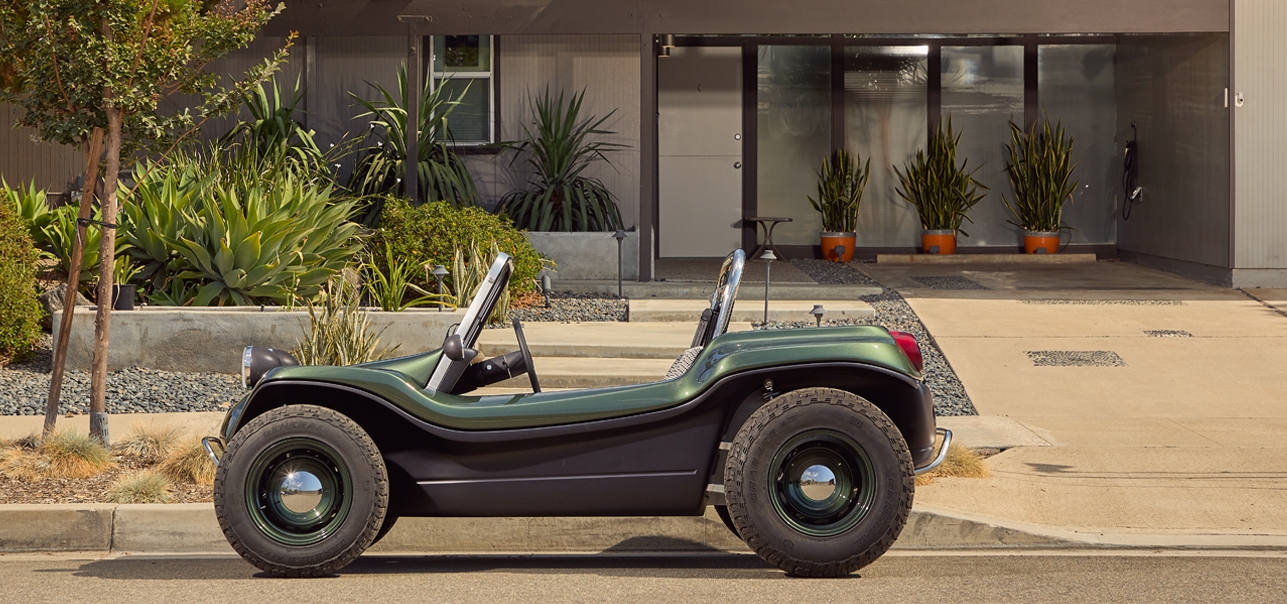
[1021,299,1183,306]
[1026,351,1127,367]
[911,276,990,290]
[1145,330,1193,338]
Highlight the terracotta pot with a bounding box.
[820,232,856,263]
[1024,231,1061,254]
[921,230,956,255]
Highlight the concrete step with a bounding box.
[494,357,675,389]
[876,253,1098,264]
[552,280,883,299]
[628,299,873,323]
[477,321,752,359]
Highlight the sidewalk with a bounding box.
[865,260,1287,541]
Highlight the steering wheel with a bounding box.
[512,318,541,393]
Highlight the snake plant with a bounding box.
[1001,118,1079,233]
[894,118,988,233]
[808,149,871,233]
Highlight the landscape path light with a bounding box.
[760,249,777,324]
[613,229,627,298]
[541,274,553,308]
[810,304,826,327]
[432,265,449,311]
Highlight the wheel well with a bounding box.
[715,367,932,459]
[238,383,431,515]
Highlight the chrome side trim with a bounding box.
[202,436,226,467]
[416,469,696,486]
[913,428,952,475]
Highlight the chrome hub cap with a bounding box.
[770,430,877,537]
[246,438,352,546]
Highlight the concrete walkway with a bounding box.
[870,261,1287,540]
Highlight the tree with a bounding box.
[0,0,288,443]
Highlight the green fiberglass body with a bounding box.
[207,250,950,578]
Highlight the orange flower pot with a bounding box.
[1024,231,1061,254]
[921,230,956,255]
[820,232,856,263]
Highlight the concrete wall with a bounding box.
[1115,34,1231,279]
[467,34,642,229]
[528,231,639,280]
[53,307,465,374]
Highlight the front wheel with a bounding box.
[724,388,914,577]
[214,405,389,577]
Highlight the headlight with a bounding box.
[241,345,300,389]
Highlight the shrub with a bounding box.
[159,437,217,486]
[377,199,547,296]
[1,178,55,250]
[0,200,44,365]
[108,470,174,504]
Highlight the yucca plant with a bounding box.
[219,75,326,169]
[363,242,454,312]
[808,148,871,233]
[1001,118,1079,233]
[348,65,478,216]
[894,118,989,233]
[497,88,625,232]
[292,275,395,366]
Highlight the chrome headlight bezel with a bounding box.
[241,346,300,390]
[241,346,254,389]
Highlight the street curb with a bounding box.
[6,503,1286,554]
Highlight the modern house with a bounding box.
[3,1,1285,286]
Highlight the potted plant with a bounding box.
[1001,117,1078,254]
[808,148,870,263]
[111,257,144,311]
[894,118,988,255]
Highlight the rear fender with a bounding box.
[707,364,935,486]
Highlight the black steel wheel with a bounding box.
[724,388,914,577]
[214,405,388,577]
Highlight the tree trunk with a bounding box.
[43,128,104,439]
[88,108,123,446]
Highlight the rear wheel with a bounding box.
[214,405,388,577]
[724,388,914,577]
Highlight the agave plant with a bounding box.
[1001,118,1079,233]
[894,118,989,233]
[162,175,363,306]
[496,88,625,232]
[2,179,54,249]
[808,148,871,233]
[292,275,395,366]
[43,205,126,288]
[347,65,478,215]
[121,162,209,285]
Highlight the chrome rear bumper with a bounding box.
[202,436,226,467]
[913,427,952,475]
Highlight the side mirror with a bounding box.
[443,334,465,361]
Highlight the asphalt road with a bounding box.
[2,551,1285,603]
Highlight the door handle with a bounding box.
[733,162,742,169]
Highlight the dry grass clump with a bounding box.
[107,470,174,504]
[159,437,217,486]
[0,431,114,480]
[915,443,991,487]
[117,423,183,464]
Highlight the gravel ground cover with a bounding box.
[1,335,242,417]
[1026,350,1127,367]
[782,259,977,417]
[504,291,627,325]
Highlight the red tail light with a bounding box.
[889,331,923,372]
